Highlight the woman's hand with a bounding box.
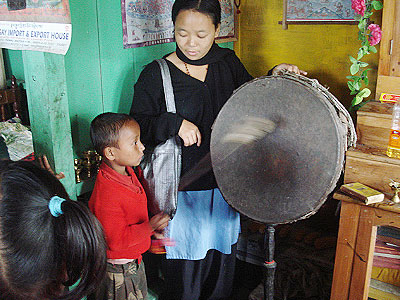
[272,63,307,76]
[38,155,65,180]
[178,119,202,147]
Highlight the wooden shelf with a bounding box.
[331,192,400,299]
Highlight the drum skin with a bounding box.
[210,74,353,224]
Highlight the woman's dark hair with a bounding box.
[172,0,221,27]
[0,160,107,300]
[90,112,136,156]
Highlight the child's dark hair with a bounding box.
[90,112,136,156]
[0,160,107,300]
[172,0,221,28]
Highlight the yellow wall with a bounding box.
[234,0,382,109]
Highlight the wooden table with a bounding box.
[331,192,400,299]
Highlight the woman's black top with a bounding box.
[131,47,253,191]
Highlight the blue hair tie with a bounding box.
[48,196,66,217]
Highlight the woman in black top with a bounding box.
[131,0,306,298]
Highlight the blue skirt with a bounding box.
[165,188,240,260]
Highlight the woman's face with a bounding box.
[174,9,220,61]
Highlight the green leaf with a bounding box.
[353,95,364,106]
[364,77,369,86]
[347,81,354,91]
[358,88,371,98]
[357,49,364,60]
[359,62,369,67]
[358,20,366,31]
[364,12,373,18]
[350,63,360,75]
[369,46,377,53]
[349,55,358,64]
[361,39,369,47]
[350,90,359,95]
[346,76,356,80]
[372,0,383,10]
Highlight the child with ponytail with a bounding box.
[0,160,107,300]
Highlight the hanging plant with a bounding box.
[347,0,383,111]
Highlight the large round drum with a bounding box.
[210,73,356,224]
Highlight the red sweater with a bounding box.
[89,162,153,260]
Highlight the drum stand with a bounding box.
[263,225,276,300]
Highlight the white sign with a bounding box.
[0,21,71,55]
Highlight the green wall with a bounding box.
[64,0,231,153]
[3,49,24,82]
[2,0,232,196]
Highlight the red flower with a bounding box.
[351,0,366,15]
[368,24,382,46]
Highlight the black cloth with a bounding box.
[160,246,237,300]
[131,45,253,191]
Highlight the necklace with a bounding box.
[183,62,208,77]
[184,62,190,76]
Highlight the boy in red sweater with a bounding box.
[89,112,169,300]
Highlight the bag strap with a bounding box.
[156,59,176,113]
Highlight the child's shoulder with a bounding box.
[93,166,144,196]
[91,174,120,197]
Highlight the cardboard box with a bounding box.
[356,101,393,150]
[344,145,400,195]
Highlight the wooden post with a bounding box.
[282,0,288,30]
[0,49,6,89]
[331,201,361,299]
[21,50,76,199]
[376,0,400,98]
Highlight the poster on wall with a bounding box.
[121,0,236,48]
[285,0,355,23]
[0,0,71,55]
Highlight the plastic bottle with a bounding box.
[387,101,400,158]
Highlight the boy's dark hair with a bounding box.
[172,0,221,28]
[90,112,136,156]
[0,160,107,300]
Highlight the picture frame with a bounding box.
[121,0,237,49]
[281,0,357,28]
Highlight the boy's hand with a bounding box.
[153,231,165,239]
[149,213,170,238]
[38,155,65,180]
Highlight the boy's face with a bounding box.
[112,120,145,167]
